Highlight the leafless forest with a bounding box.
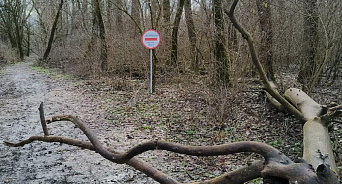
[1,0,342,183]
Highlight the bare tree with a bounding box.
[162,0,170,26]
[224,0,237,52]
[43,0,64,61]
[184,0,198,71]
[256,0,274,81]
[213,0,230,85]
[298,0,319,89]
[170,0,185,66]
[94,0,108,72]
[85,0,108,72]
[131,0,141,36]
[0,0,32,60]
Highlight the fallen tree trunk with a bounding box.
[225,0,340,182]
[285,88,337,172]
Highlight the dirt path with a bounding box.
[0,59,156,183]
[2,59,340,183]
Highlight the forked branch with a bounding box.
[4,112,337,183]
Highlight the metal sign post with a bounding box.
[141,29,161,94]
[150,49,153,94]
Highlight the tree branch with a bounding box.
[224,0,305,122]
[38,102,49,136]
[46,115,291,164]
[5,113,338,183]
[192,160,264,184]
[112,2,143,35]
[321,104,342,123]
[4,135,180,184]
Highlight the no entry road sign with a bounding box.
[141,29,161,94]
[141,30,161,49]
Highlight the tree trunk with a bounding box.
[256,0,275,81]
[131,0,141,36]
[43,0,64,61]
[94,0,108,72]
[213,0,230,85]
[298,0,319,89]
[226,21,237,52]
[162,0,171,25]
[150,0,159,29]
[70,0,77,36]
[284,88,337,172]
[184,0,198,71]
[162,0,171,62]
[170,0,185,66]
[224,0,238,65]
[14,20,24,60]
[26,23,30,56]
[114,0,123,32]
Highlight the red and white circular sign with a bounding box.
[141,29,161,49]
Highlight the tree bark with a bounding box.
[256,0,275,81]
[284,88,337,172]
[184,0,198,71]
[214,0,230,85]
[94,0,108,72]
[14,18,24,60]
[170,0,185,66]
[43,0,64,61]
[225,0,238,52]
[26,23,30,56]
[38,102,49,136]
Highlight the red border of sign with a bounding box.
[141,29,161,49]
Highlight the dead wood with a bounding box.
[284,88,337,172]
[4,110,339,183]
[224,0,339,183]
[224,0,305,122]
[38,102,49,136]
[284,88,322,120]
[5,134,179,184]
[265,81,284,112]
[2,0,340,182]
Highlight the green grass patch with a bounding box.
[30,65,51,75]
[140,125,151,131]
[30,65,75,80]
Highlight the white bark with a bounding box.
[284,88,337,172]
